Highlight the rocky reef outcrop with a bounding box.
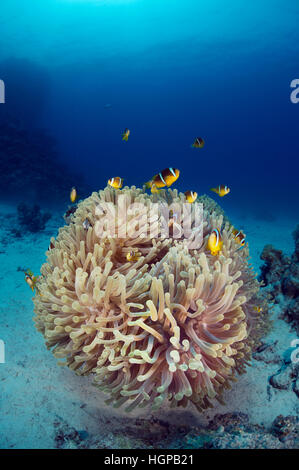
[259,225,299,333]
[52,412,298,449]
[0,119,80,203]
[17,203,52,233]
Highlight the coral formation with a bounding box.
[17,203,51,233]
[33,186,268,412]
[259,225,299,333]
[269,361,299,395]
[183,412,298,449]
[0,119,81,202]
[52,412,299,449]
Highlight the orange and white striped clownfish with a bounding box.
[70,186,77,203]
[145,167,180,194]
[210,185,230,197]
[108,177,124,189]
[25,269,39,292]
[232,228,246,246]
[184,190,198,203]
[126,250,141,262]
[253,306,263,313]
[207,228,223,256]
[191,137,205,148]
[122,128,130,141]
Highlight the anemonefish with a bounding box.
[145,167,180,194]
[253,306,263,313]
[184,190,198,203]
[108,177,124,189]
[232,228,246,246]
[207,228,223,256]
[70,187,77,203]
[25,269,39,292]
[126,250,141,262]
[192,137,205,148]
[210,185,230,197]
[122,128,130,141]
[48,240,55,251]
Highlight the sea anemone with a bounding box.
[33,186,267,412]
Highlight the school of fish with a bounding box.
[25,133,245,291]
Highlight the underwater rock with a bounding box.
[207,412,253,433]
[269,360,298,397]
[52,411,298,449]
[53,416,83,449]
[259,244,290,289]
[269,366,293,390]
[293,225,299,262]
[17,203,51,233]
[182,412,298,449]
[271,415,298,446]
[0,119,82,203]
[253,341,281,364]
[259,226,299,333]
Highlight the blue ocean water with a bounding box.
[0,1,299,451]
[0,0,298,218]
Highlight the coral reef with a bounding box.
[17,203,51,233]
[269,357,299,397]
[182,412,298,449]
[51,412,298,449]
[33,186,269,413]
[259,225,299,333]
[53,416,85,449]
[0,119,81,202]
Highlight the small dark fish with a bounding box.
[64,205,77,224]
[192,137,205,148]
[48,240,55,251]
